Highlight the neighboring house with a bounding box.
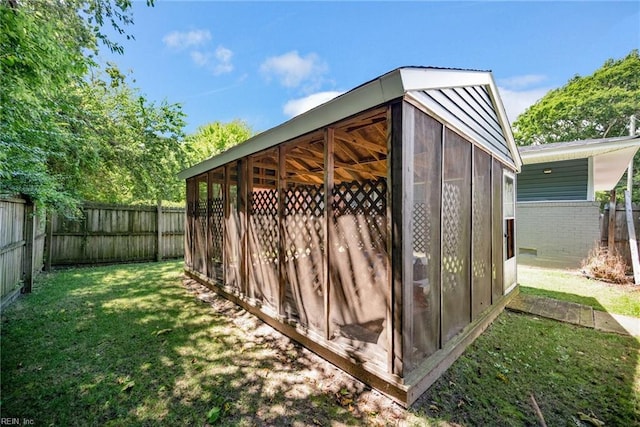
[517,135,640,267]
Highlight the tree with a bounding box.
[1,0,97,212]
[183,120,253,166]
[512,50,640,201]
[0,0,171,214]
[513,50,640,145]
[72,67,187,204]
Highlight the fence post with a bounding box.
[156,199,163,262]
[43,211,53,271]
[22,201,36,293]
[624,191,640,285]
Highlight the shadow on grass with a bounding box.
[520,287,608,312]
[2,261,638,425]
[0,261,400,426]
[410,310,639,426]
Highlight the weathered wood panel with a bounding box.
[50,203,185,266]
[0,198,45,303]
[601,204,640,269]
[162,207,186,259]
[0,198,25,300]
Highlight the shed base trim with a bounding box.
[404,286,520,405]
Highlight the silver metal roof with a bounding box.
[179,66,521,179]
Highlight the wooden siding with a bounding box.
[408,86,513,166]
[0,198,45,303]
[50,203,184,265]
[183,100,517,407]
[517,159,588,202]
[601,204,640,268]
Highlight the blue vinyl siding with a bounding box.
[517,159,588,201]
[409,86,514,167]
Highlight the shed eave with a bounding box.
[486,73,522,171]
[179,66,522,179]
[400,69,522,171]
[399,67,493,91]
[178,69,405,180]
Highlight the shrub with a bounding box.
[581,246,630,284]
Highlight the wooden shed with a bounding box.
[178,67,522,406]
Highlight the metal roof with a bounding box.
[519,135,640,163]
[179,66,521,180]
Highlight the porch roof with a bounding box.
[519,135,640,191]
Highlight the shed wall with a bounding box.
[183,99,516,406]
[408,87,513,166]
[399,103,512,381]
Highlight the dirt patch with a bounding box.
[182,278,409,426]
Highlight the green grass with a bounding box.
[410,311,639,426]
[518,264,640,317]
[1,261,639,425]
[0,262,359,426]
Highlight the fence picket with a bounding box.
[49,203,185,266]
[601,204,640,269]
[1,200,186,304]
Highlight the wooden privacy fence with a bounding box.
[601,203,640,268]
[48,203,185,266]
[1,200,185,307]
[1,198,46,306]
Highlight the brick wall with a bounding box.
[516,201,601,268]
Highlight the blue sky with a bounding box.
[101,1,640,134]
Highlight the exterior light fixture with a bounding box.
[543,169,552,174]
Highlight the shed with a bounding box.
[178,67,522,406]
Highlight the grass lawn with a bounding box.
[1,261,638,426]
[518,264,640,317]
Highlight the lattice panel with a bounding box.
[442,182,464,285]
[412,202,431,254]
[332,178,388,251]
[472,190,488,279]
[285,184,324,218]
[283,185,324,288]
[250,189,279,265]
[283,184,325,328]
[208,197,224,262]
[196,200,208,233]
[284,184,324,260]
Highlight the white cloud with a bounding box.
[496,74,552,122]
[213,46,233,75]
[283,91,344,117]
[260,51,327,88]
[190,50,211,67]
[162,29,211,50]
[498,74,547,90]
[498,87,550,123]
[189,46,234,75]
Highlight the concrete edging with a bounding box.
[507,294,639,337]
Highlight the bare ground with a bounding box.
[182,277,413,426]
